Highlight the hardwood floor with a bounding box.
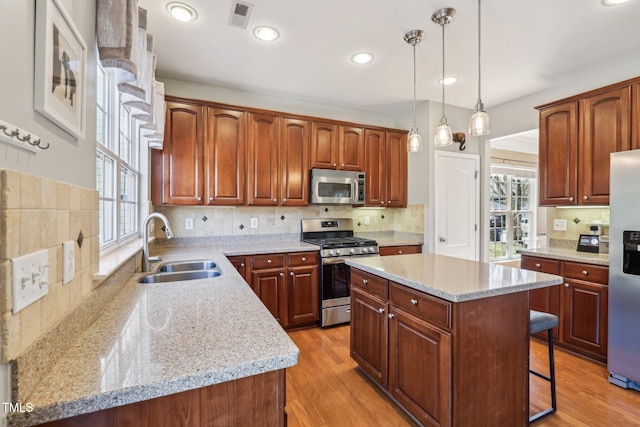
[286,325,640,426]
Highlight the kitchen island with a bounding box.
[345,253,563,427]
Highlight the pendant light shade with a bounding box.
[469,0,490,136]
[432,8,456,147]
[404,30,424,152]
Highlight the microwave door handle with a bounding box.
[352,181,357,203]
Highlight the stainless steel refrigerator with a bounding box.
[609,149,640,391]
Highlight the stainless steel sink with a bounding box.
[158,260,218,273]
[138,269,222,284]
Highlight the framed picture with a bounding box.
[34,0,87,139]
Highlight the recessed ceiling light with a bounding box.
[166,2,198,22]
[351,52,374,64]
[253,26,280,42]
[602,0,629,5]
[438,76,458,86]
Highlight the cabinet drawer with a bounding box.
[379,245,422,256]
[252,254,285,270]
[351,269,388,299]
[288,252,318,267]
[562,261,608,284]
[521,256,560,275]
[389,283,452,330]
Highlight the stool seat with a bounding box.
[530,310,559,335]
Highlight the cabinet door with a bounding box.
[287,265,319,326]
[633,84,640,150]
[385,131,408,207]
[248,113,279,205]
[310,121,338,169]
[580,86,631,205]
[227,256,249,282]
[339,126,364,171]
[280,117,310,206]
[521,256,560,339]
[389,307,451,427]
[364,129,386,207]
[350,288,388,388]
[539,102,578,206]
[251,269,287,325]
[206,107,246,206]
[162,101,205,205]
[561,279,608,361]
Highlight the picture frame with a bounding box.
[34,0,87,139]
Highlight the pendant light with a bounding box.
[432,8,456,147]
[404,30,424,152]
[469,0,490,136]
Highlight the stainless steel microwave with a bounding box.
[310,168,365,205]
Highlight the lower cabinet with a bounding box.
[379,244,422,256]
[521,255,608,362]
[228,252,319,329]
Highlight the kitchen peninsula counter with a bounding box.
[345,253,563,426]
[518,247,609,266]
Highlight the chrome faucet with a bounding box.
[142,212,174,272]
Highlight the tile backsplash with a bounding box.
[0,170,99,361]
[547,207,610,248]
[153,204,425,238]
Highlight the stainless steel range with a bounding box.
[301,218,379,327]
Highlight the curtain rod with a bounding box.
[490,156,538,165]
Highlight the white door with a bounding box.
[434,151,479,260]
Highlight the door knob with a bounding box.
[583,196,589,201]
[378,308,385,314]
[290,272,294,276]
[388,313,395,319]
[564,283,570,288]
[569,197,574,202]
[439,237,447,243]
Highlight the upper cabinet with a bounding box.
[310,122,364,171]
[364,129,408,207]
[537,79,635,206]
[152,97,407,207]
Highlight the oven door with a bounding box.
[321,259,351,302]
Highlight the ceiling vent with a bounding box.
[228,0,254,29]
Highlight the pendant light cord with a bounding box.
[441,22,446,121]
[477,0,482,105]
[412,42,417,127]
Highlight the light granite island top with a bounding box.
[9,243,319,427]
[345,253,563,302]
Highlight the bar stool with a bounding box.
[529,310,558,423]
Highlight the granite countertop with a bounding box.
[373,236,424,247]
[346,253,563,302]
[11,243,313,427]
[518,247,609,266]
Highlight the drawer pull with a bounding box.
[535,263,541,268]
[301,257,306,262]
[267,259,272,264]
[290,272,294,276]
[388,313,395,319]
[362,279,368,285]
[280,272,284,277]
[240,263,245,268]
[564,283,570,288]
[410,299,418,305]
[569,196,574,202]
[582,270,588,275]
[378,308,385,314]
[398,250,403,254]
[583,195,589,201]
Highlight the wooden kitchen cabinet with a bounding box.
[379,245,422,257]
[521,255,608,362]
[247,112,280,206]
[161,101,205,205]
[286,252,319,327]
[205,107,246,205]
[339,125,365,171]
[251,254,287,324]
[228,255,250,282]
[280,117,310,206]
[310,122,364,171]
[364,129,408,207]
[537,81,632,206]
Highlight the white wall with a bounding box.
[0,1,97,189]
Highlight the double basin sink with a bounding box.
[138,260,222,283]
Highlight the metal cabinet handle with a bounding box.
[387,200,391,204]
[240,263,245,268]
[279,272,284,277]
[341,163,345,167]
[290,272,294,276]
[535,263,541,268]
[410,299,418,305]
[267,259,272,264]
[283,198,287,202]
[569,197,574,202]
[273,198,277,203]
[582,270,588,275]
[388,313,395,319]
[332,163,337,167]
[380,201,385,205]
[301,257,306,262]
[378,308,385,314]
[398,250,403,254]
[209,197,213,201]
[564,283,570,288]
[197,196,202,201]
[583,196,589,201]
[362,279,368,284]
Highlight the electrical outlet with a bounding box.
[364,216,370,225]
[251,218,258,228]
[553,219,568,231]
[185,218,194,230]
[62,240,75,285]
[11,250,50,314]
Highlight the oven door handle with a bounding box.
[322,257,347,265]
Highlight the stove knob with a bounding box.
[349,248,356,254]
[329,250,336,256]
[362,247,369,253]
[336,249,342,255]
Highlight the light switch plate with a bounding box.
[185,218,194,230]
[62,240,75,285]
[364,216,370,225]
[251,218,258,228]
[11,250,49,314]
[553,219,568,231]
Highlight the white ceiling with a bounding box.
[139,0,640,115]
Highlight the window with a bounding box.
[96,63,140,250]
[489,167,536,260]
